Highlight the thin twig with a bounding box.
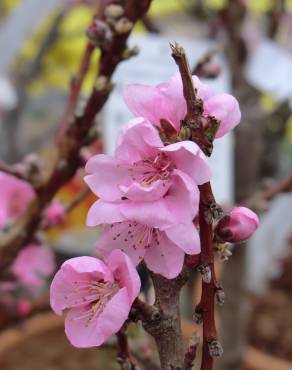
[117,330,139,370]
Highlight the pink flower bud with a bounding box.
[17,299,32,317]
[45,203,66,227]
[218,207,259,242]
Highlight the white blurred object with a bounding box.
[0,0,59,74]
[247,194,292,293]
[102,34,234,204]
[245,39,292,101]
[0,75,17,111]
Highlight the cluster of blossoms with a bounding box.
[50,73,259,347]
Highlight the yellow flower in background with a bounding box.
[260,93,278,113]
[247,0,275,14]
[205,0,228,11]
[1,0,20,13]
[149,0,185,16]
[286,0,292,10]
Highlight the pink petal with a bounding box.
[50,257,112,315]
[144,233,185,279]
[84,154,128,201]
[192,75,213,101]
[204,93,241,138]
[107,249,141,304]
[86,200,126,226]
[164,223,201,255]
[96,222,147,266]
[119,170,199,229]
[161,141,211,185]
[64,288,130,348]
[119,179,171,201]
[115,119,162,164]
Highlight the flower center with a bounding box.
[68,280,119,327]
[128,152,174,186]
[109,222,162,256]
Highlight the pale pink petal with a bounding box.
[123,85,167,127]
[107,249,141,304]
[192,75,213,101]
[161,141,211,185]
[144,234,185,279]
[164,223,201,255]
[84,154,128,201]
[50,257,113,315]
[65,287,130,348]
[115,119,162,164]
[204,93,241,138]
[86,200,126,226]
[96,222,147,266]
[119,179,171,201]
[119,170,199,229]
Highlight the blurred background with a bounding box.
[0,1,292,370]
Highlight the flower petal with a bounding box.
[84,155,128,201]
[119,179,171,201]
[164,223,201,255]
[96,222,147,266]
[204,93,241,138]
[161,141,211,185]
[107,249,141,304]
[86,200,126,226]
[64,287,130,348]
[115,119,163,164]
[144,233,185,279]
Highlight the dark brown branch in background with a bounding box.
[245,172,292,210]
[0,0,152,271]
[171,44,221,370]
[117,330,139,370]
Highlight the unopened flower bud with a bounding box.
[215,287,225,306]
[86,20,112,47]
[217,207,259,242]
[114,17,133,34]
[45,202,66,227]
[198,264,211,284]
[208,338,223,357]
[105,4,124,19]
[193,304,203,325]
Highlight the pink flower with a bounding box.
[85,119,210,229]
[50,250,140,348]
[0,172,35,228]
[96,220,200,279]
[123,72,241,138]
[45,202,66,227]
[218,207,259,242]
[11,244,56,289]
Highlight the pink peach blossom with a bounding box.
[0,172,35,228]
[85,119,210,229]
[219,207,259,242]
[11,244,56,289]
[50,250,140,348]
[123,73,241,138]
[45,202,66,227]
[96,220,200,279]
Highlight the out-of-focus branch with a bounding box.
[0,0,152,271]
[245,173,292,210]
[117,329,139,370]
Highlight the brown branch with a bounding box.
[0,0,152,272]
[171,44,221,370]
[183,333,200,370]
[244,173,292,210]
[192,48,219,78]
[116,329,139,370]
